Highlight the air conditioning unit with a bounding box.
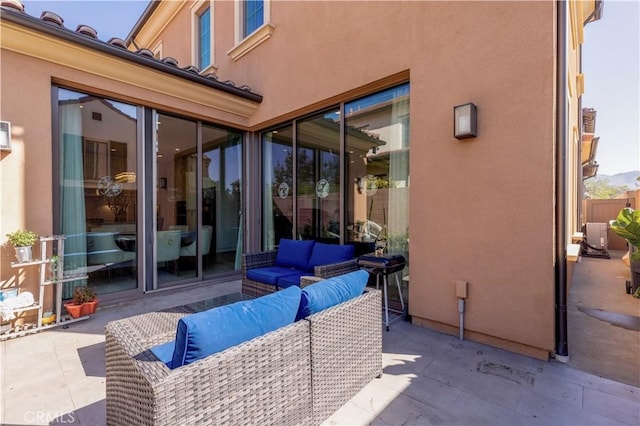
[581,222,610,259]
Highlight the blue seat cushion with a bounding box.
[296,270,369,321]
[160,286,301,369]
[306,242,355,272]
[274,238,315,270]
[149,340,175,368]
[277,271,308,289]
[246,266,305,286]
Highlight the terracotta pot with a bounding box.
[64,302,83,319]
[81,299,99,315]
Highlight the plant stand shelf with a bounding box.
[1,235,90,341]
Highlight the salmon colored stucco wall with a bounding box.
[0,50,55,300]
[169,1,556,355]
[130,0,558,355]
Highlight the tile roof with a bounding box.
[0,1,262,103]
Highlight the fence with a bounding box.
[582,189,638,250]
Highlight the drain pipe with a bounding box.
[458,299,465,340]
[555,0,569,363]
[456,281,468,340]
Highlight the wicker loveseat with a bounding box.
[242,238,358,297]
[105,272,382,426]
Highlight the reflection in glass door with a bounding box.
[201,124,244,275]
[296,109,341,242]
[155,114,197,286]
[345,84,410,259]
[262,125,294,250]
[57,87,138,299]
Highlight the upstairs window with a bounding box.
[199,7,211,69]
[243,0,264,37]
[229,0,272,61]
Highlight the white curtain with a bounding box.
[262,137,275,249]
[59,101,88,298]
[388,86,410,253]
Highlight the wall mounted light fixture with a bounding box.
[453,103,477,139]
[0,121,11,151]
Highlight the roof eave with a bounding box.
[0,6,262,103]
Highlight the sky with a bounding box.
[21,0,640,176]
[22,0,150,41]
[582,0,640,176]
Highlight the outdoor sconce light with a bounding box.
[453,103,477,139]
[0,121,11,151]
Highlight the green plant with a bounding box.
[49,255,61,278]
[72,285,97,304]
[5,229,38,247]
[611,208,640,261]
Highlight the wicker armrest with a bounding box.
[313,258,359,279]
[241,250,278,271]
[106,314,313,426]
[241,250,280,297]
[300,275,324,288]
[306,289,382,424]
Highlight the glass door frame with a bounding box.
[260,105,346,248]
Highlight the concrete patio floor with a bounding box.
[1,275,639,425]
[567,250,640,388]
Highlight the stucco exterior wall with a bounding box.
[0,50,55,302]
[186,1,556,356]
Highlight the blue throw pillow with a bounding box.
[296,270,369,321]
[274,238,315,270]
[306,243,355,272]
[168,286,301,369]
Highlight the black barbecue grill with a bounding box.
[357,252,406,330]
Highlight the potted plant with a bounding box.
[6,229,38,263]
[77,285,99,315]
[64,285,99,318]
[48,255,61,279]
[610,207,640,297]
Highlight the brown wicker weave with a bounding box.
[105,311,313,426]
[306,289,383,425]
[241,250,359,297]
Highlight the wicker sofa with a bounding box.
[306,286,382,424]
[105,275,381,426]
[242,239,359,298]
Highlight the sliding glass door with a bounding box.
[260,83,410,265]
[262,125,294,250]
[296,110,341,242]
[345,84,410,258]
[201,124,243,275]
[155,113,197,286]
[57,87,138,298]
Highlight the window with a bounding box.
[199,7,211,68]
[229,0,273,61]
[243,0,264,37]
[191,1,214,70]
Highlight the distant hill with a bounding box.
[593,171,640,189]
